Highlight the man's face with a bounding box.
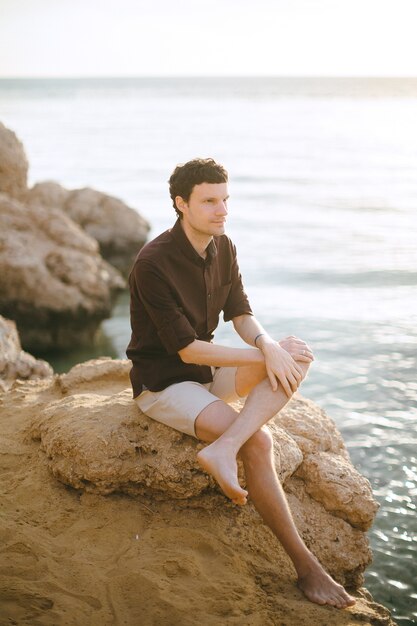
[177,182,229,237]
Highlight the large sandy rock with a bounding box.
[27,181,150,275]
[0,122,29,199]
[0,315,53,392]
[0,359,395,625]
[0,193,125,351]
[29,358,379,589]
[31,396,302,502]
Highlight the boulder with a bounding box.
[0,193,125,351]
[58,355,131,395]
[30,390,304,503]
[0,358,395,625]
[0,122,29,200]
[0,315,53,392]
[27,182,150,275]
[29,359,379,589]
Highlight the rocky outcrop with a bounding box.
[0,122,149,352]
[31,362,380,532]
[29,358,380,589]
[30,360,300,500]
[0,358,394,625]
[0,122,149,276]
[27,181,150,275]
[0,315,53,392]
[0,122,29,199]
[0,194,125,351]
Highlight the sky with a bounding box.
[1,0,417,77]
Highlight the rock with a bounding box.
[31,389,213,499]
[0,122,29,199]
[285,477,372,588]
[295,451,379,531]
[275,394,348,457]
[27,179,70,208]
[28,358,381,588]
[0,315,53,391]
[27,182,150,275]
[0,358,395,625]
[0,193,125,351]
[58,355,131,395]
[268,422,303,482]
[31,378,303,501]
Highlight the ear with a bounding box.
[175,196,188,214]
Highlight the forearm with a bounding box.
[232,314,275,348]
[178,339,264,367]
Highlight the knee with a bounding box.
[241,426,274,461]
[296,359,311,386]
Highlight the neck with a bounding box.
[180,219,212,258]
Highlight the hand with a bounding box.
[259,339,304,396]
[279,335,314,363]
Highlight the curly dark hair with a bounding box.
[168,158,228,219]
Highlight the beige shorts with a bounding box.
[135,367,243,438]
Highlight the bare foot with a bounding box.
[297,561,356,609]
[197,443,248,505]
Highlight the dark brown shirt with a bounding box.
[126,218,253,396]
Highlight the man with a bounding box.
[127,158,355,609]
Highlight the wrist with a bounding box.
[254,333,265,347]
[256,334,275,350]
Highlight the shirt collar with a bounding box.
[171,218,218,267]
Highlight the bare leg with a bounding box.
[240,431,355,608]
[196,365,308,505]
[195,364,355,608]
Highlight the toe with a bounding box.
[340,589,355,604]
[232,496,246,505]
[334,599,346,609]
[337,592,355,609]
[316,595,328,606]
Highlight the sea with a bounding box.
[0,77,416,624]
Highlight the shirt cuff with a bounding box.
[223,301,253,323]
[157,312,196,355]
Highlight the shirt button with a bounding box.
[208,293,211,299]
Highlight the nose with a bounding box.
[216,201,228,216]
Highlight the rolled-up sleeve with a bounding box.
[132,260,196,355]
[222,243,253,322]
